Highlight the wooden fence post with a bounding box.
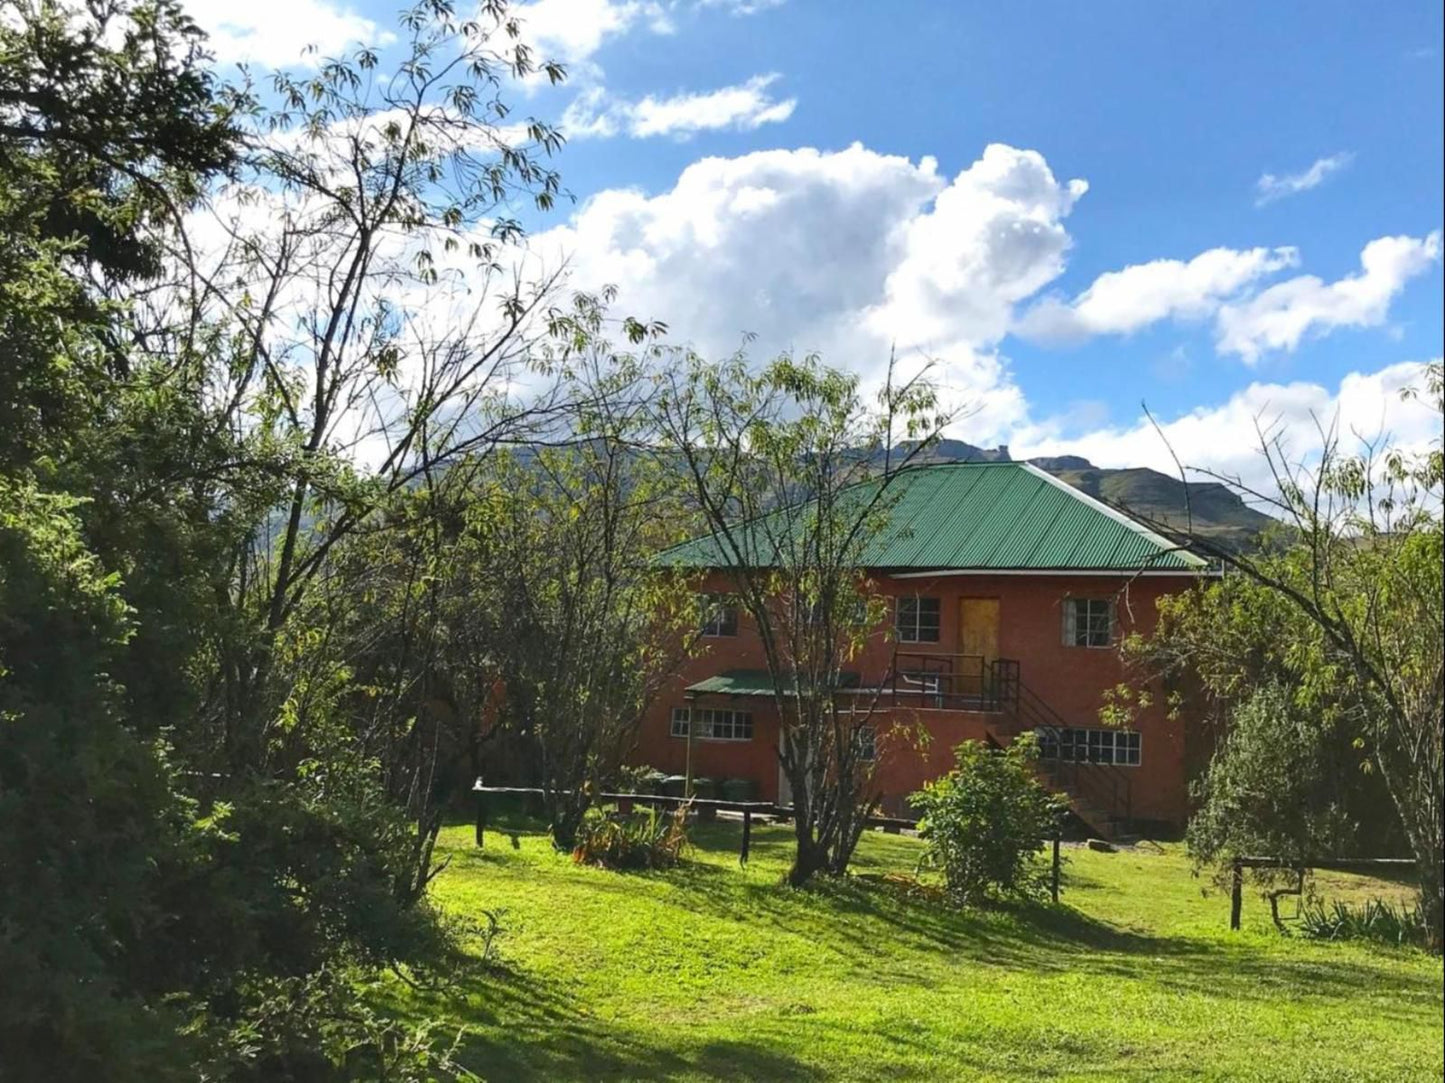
[475,787,487,849]
[1230,857,1243,930]
[1051,834,1061,904]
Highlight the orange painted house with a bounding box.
[631,461,1213,835]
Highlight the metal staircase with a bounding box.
[883,650,1135,838]
[996,676,1134,838]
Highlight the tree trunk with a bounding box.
[1415,828,1443,952]
[549,791,589,852]
[788,824,828,887]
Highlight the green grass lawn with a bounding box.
[398,814,1443,1082]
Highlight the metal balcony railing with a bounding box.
[886,652,1020,713]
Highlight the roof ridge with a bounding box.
[1018,462,1193,561]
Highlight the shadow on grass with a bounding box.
[588,825,1442,1015]
[405,963,827,1082]
[441,817,1441,1034]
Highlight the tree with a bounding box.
[1131,362,1443,949]
[653,350,950,885]
[175,0,577,768]
[1,0,601,1075]
[465,354,695,847]
[1129,569,1405,876]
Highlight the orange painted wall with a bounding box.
[631,570,1199,827]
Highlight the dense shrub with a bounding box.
[912,737,1064,905]
[571,805,690,870]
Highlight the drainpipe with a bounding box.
[684,695,695,799]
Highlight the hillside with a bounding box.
[911,439,1275,550]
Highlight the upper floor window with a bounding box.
[698,594,738,637]
[854,725,877,762]
[671,707,753,742]
[895,596,941,643]
[1062,597,1113,648]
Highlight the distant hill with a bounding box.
[901,439,1275,551]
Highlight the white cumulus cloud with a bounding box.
[1014,360,1442,494]
[1215,232,1442,363]
[184,0,392,68]
[1255,152,1354,206]
[561,74,796,139]
[524,142,1087,429]
[1017,245,1299,342]
[511,0,670,69]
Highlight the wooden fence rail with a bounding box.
[471,781,1064,901]
[1228,855,1418,930]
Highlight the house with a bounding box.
[631,460,1214,836]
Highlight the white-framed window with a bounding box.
[896,596,941,643]
[698,594,738,637]
[1062,597,1114,648]
[854,725,877,762]
[1037,726,1140,766]
[670,706,754,742]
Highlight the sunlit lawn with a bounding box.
[395,812,1443,1082]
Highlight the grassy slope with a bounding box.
[402,818,1443,1082]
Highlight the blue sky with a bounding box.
[190,0,1443,480]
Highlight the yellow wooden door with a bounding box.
[958,598,1000,663]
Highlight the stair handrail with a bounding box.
[1009,678,1134,827]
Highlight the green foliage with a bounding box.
[1,1,597,1077]
[1186,682,1399,871]
[0,479,207,1078]
[571,805,690,870]
[1132,365,1443,947]
[1298,896,1430,949]
[460,424,697,848]
[654,349,949,884]
[913,737,1063,905]
[617,764,668,793]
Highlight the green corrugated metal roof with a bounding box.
[661,461,1207,572]
[685,670,861,696]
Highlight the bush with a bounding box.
[912,736,1064,905]
[1298,897,1430,948]
[616,765,666,794]
[571,805,689,870]
[719,777,758,802]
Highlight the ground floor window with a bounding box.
[671,706,754,742]
[854,725,876,762]
[1037,726,1140,766]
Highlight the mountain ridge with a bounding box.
[905,439,1274,549]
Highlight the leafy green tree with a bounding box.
[1133,574,1404,878]
[912,736,1063,905]
[0,0,593,1075]
[1131,362,1444,948]
[653,350,950,885]
[0,480,211,1079]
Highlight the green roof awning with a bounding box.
[657,461,1210,573]
[685,669,861,697]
